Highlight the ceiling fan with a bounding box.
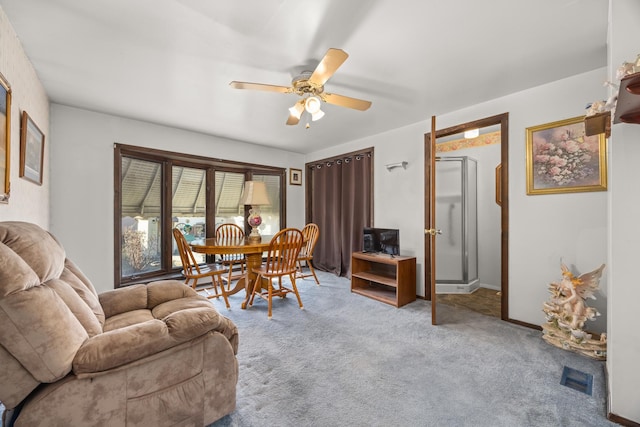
[229,48,372,126]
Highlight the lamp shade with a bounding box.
[240,181,270,205]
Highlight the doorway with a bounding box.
[424,113,509,324]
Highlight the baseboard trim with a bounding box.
[607,413,640,427]
[505,318,542,331]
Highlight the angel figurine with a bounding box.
[542,262,607,359]
[555,263,604,330]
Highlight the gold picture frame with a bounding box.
[289,168,302,185]
[526,116,607,195]
[20,111,45,185]
[0,72,11,203]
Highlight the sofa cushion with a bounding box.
[61,259,105,327]
[47,278,103,337]
[0,222,66,285]
[104,309,154,332]
[0,241,40,298]
[0,285,88,381]
[99,284,149,319]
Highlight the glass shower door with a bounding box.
[435,156,478,293]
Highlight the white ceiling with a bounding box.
[0,0,608,154]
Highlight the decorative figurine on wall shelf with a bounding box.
[542,262,607,360]
[584,54,640,121]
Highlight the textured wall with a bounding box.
[0,7,50,226]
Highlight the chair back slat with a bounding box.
[300,223,320,257]
[216,223,245,240]
[172,228,202,275]
[264,228,303,275]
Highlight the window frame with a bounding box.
[114,143,286,288]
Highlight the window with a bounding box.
[121,157,162,277]
[214,171,245,230]
[172,166,207,266]
[114,144,286,287]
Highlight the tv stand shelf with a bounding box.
[351,251,416,307]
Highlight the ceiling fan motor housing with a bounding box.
[292,71,324,97]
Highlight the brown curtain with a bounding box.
[308,150,372,277]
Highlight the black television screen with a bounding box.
[363,227,400,255]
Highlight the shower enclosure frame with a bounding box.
[435,155,479,294]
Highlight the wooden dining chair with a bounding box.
[296,223,320,284]
[248,228,304,319]
[172,228,230,308]
[215,223,246,289]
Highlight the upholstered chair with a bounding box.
[0,221,239,426]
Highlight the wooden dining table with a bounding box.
[190,235,272,309]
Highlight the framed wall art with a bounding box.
[526,116,607,195]
[289,168,302,185]
[0,73,11,203]
[20,111,45,185]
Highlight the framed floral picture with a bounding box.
[526,116,607,195]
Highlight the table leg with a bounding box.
[240,252,263,309]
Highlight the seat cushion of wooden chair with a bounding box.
[197,263,228,275]
[252,266,296,278]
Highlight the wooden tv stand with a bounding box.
[351,251,416,307]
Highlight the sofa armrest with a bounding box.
[73,304,235,374]
[74,319,170,374]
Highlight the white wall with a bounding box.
[0,8,49,226]
[607,0,640,422]
[50,104,306,294]
[307,68,609,333]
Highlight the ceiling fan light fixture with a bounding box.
[289,102,303,119]
[311,109,325,121]
[305,96,324,121]
[304,96,322,114]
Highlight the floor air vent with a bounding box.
[560,366,593,395]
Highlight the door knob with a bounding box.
[424,228,442,236]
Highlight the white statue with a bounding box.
[542,262,606,360]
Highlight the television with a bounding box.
[363,227,400,255]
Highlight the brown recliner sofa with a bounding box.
[0,221,239,426]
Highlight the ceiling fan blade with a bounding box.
[229,81,292,94]
[324,92,372,111]
[286,100,305,126]
[308,48,349,87]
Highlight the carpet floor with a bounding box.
[0,271,616,427]
[206,271,615,427]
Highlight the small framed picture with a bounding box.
[525,116,607,195]
[289,168,302,185]
[20,111,45,185]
